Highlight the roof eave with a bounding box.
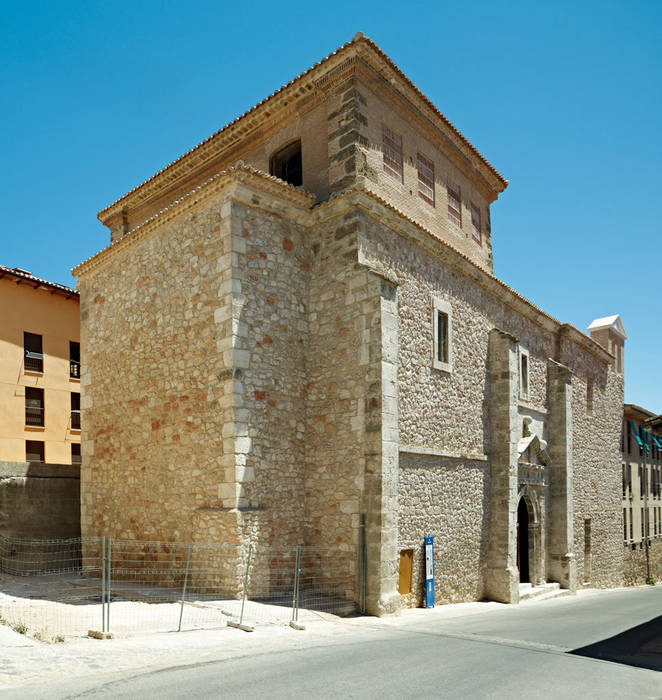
[97,34,507,226]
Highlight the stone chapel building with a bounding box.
[74,34,625,614]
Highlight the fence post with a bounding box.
[289,544,305,630]
[106,536,112,634]
[178,542,193,632]
[291,545,301,622]
[238,543,252,626]
[101,536,106,634]
[359,514,366,614]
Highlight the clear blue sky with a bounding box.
[1,1,660,411]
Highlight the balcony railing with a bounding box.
[25,405,44,427]
[70,359,80,379]
[71,410,81,430]
[25,351,44,373]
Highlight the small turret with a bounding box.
[587,315,626,373]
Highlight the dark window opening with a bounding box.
[70,341,80,379]
[24,332,43,372]
[270,140,302,186]
[71,392,81,430]
[71,443,81,464]
[25,387,44,426]
[26,440,44,463]
[437,311,448,364]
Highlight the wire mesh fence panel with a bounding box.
[296,546,358,618]
[105,539,248,635]
[0,535,361,640]
[225,544,300,628]
[0,535,103,641]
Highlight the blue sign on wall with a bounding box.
[424,535,435,608]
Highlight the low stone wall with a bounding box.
[0,461,80,540]
[623,539,662,585]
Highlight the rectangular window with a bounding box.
[71,393,81,430]
[70,341,80,379]
[622,463,627,498]
[586,376,594,416]
[24,332,43,373]
[432,297,453,372]
[629,507,633,540]
[519,348,529,399]
[382,124,403,182]
[623,508,628,541]
[71,443,81,465]
[25,387,44,427]
[641,507,645,538]
[26,440,44,463]
[447,181,461,226]
[471,203,481,243]
[437,312,448,364]
[417,153,435,205]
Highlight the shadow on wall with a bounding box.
[569,613,662,672]
[0,461,80,540]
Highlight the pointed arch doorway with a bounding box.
[517,498,530,583]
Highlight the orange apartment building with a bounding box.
[0,265,80,466]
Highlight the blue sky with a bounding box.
[1,1,660,411]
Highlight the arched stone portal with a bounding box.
[517,498,530,583]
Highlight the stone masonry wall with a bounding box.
[0,461,80,540]
[304,209,400,610]
[623,540,662,585]
[353,202,621,603]
[398,453,489,606]
[79,189,236,544]
[222,197,310,545]
[561,335,624,589]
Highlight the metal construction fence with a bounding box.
[0,534,362,642]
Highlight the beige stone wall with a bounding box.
[222,197,310,542]
[560,338,624,589]
[398,453,489,605]
[79,189,234,541]
[355,207,622,603]
[79,174,624,610]
[623,539,662,585]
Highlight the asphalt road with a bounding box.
[5,586,662,700]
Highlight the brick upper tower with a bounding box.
[96,33,507,274]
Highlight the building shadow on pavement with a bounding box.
[569,614,662,671]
